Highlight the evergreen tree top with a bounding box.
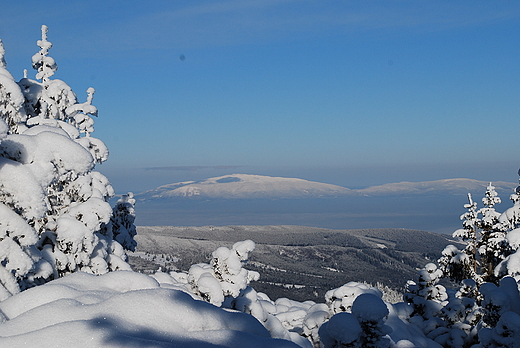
[0,39,6,68]
[32,25,57,82]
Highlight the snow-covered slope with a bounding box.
[137,174,352,199]
[136,174,516,200]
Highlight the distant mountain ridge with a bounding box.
[136,174,516,201]
[137,174,352,199]
[356,178,516,197]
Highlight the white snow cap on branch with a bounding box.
[32,25,57,82]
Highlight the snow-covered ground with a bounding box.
[0,271,298,348]
[0,267,454,348]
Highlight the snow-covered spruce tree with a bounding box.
[0,40,27,134]
[438,193,482,285]
[477,183,511,284]
[439,182,516,287]
[399,174,520,347]
[498,171,520,230]
[0,26,135,297]
[0,35,56,298]
[494,176,520,281]
[0,119,54,300]
[110,192,137,252]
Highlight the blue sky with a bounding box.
[1,1,520,193]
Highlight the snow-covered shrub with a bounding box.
[478,277,520,329]
[403,263,455,346]
[319,293,391,348]
[227,288,300,344]
[404,263,447,320]
[227,286,270,323]
[188,262,225,305]
[172,241,312,347]
[302,303,330,347]
[478,311,520,348]
[437,295,482,347]
[0,25,136,298]
[352,293,392,348]
[384,301,442,348]
[187,239,259,306]
[325,281,383,314]
[319,311,363,347]
[211,239,260,298]
[363,281,404,304]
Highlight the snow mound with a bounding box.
[0,271,299,348]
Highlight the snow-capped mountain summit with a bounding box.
[137,174,352,199]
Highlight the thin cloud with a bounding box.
[3,1,519,60]
[144,165,247,172]
[84,0,520,52]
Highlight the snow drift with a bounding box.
[0,271,298,348]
